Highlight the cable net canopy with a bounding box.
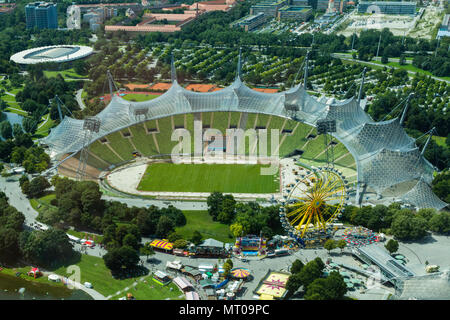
[41,73,444,209]
[322,98,372,134]
[358,147,435,192]
[400,177,448,210]
[395,272,450,300]
[339,118,416,156]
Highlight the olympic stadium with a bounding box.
[10,45,93,65]
[41,55,448,211]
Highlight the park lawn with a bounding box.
[0,266,69,289]
[52,254,138,297]
[30,193,56,213]
[109,276,185,300]
[137,163,280,193]
[176,210,233,244]
[53,255,184,300]
[370,60,450,82]
[35,115,56,138]
[121,93,160,102]
[43,68,87,80]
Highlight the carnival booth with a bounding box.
[173,276,194,292]
[195,238,227,258]
[27,267,42,279]
[234,234,267,256]
[152,270,171,285]
[149,239,173,253]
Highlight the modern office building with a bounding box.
[25,2,58,29]
[357,1,416,15]
[306,0,331,10]
[231,12,267,31]
[277,5,312,21]
[250,0,287,18]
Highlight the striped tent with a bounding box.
[149,239,173,251]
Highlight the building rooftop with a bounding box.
[279,5,311,12]
[252,0,286,7]
[357,244,415,279]
[358,1,416,5]
[232,12,265,24]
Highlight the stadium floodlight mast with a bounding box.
[75,117,101,181]
[316,119,337,168]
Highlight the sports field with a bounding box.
[137,163,279,193]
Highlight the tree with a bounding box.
[207,191,224,220]
[384,239,399,255]
[290,259,304,274]
[140,244,155,261]
[190,230,203,245]
[22,117,37,134]
[25,176,50,198]
[429,212,450,234]
[0,121,12,140]
[217,195,236,224]
[20,228,75,268]
[298,257,325,288]
[155,215,175,238]
[391,212,428,240]
[122,233,139,250]
[305,271,347,300]
[168,231,183,243]
[173,239,188,249]
[336,239,347,253]
[103,245,140,275]
[230,223,243,237]
[285,273,303,297]
[324,239,336,254]
[223,259,233,278]
[12,123,23,137]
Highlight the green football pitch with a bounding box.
[137,162,280,193]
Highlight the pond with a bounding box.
[0,273,93,300]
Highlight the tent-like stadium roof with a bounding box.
[41,58,448,210]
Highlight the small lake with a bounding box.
[0,273,93,300]
[3,112,24,127]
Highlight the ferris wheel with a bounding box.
[280,168,347,240]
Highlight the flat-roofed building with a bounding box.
[250,0,287,18]
[277,5,312,21]
[357,1,416,15]
[352,243,415,285]
[231,12,266,31]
